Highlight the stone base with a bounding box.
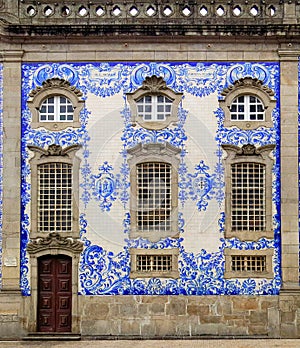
[1,293,300,339]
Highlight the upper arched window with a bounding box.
[28,78,84,131]
[230,95,265,122]
[39,96,74,122]
[136,95,173,122]
[220,77,276,130]
[127,75,182,130]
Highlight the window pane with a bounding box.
[39,96,74,122]
[230,95,265,122]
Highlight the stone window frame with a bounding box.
[127,142,181,242]
[224,248,274,279]
[222,143,275,241]
[28,144,81,239]
[27,78,84,131]
[219,77,276,130]
[127,75,183,130]
[130,248,179,279]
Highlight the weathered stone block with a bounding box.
[249,311,267,325]
[187,304,209,316]
[166,298,187,316]
[120,319,140,335]
[232,297,259,311]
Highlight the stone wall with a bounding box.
[80,295,280,338]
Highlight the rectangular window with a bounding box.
[136,254,173,272]
[224,249,273,279]
[231,255,266,272]
[137,162,171,232]
[38,162,72,233]
[231,162,265,232]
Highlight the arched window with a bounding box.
[28,78,84,131]
[28,144,81,239]
[230,95,265,122]
[220,77,276,129]
[39,96,74,122]
[127,75,182,130]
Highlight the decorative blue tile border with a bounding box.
[21,62,281,296]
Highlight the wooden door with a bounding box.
[38,255,72,332]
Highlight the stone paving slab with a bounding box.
[0,340,300,348]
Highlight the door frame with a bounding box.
[25,233,83,334]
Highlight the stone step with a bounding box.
[23,333,81,341]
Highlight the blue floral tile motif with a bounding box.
[20,62,281,296]
[185,160,217,211]
[91,162,120,211]
[0,64,2,289]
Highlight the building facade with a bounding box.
[0,0,299,339]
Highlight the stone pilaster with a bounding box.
[278,50,299,290]
[1,50,23,291]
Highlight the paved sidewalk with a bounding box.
[0,339,299,348]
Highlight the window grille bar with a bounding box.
[38,162,72,233]
[231,162,266,232]
[231,255,266,272]
[136,254,172,272]
[137,162,171,232]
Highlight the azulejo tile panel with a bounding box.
[20,62,281,296]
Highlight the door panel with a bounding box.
[38,255,72,332]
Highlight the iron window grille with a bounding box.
[231,255,266,272]
[137,162,172,232]
[231,162,266,232]
[136,254,173,272]
[38,162,73,233]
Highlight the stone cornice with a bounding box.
[3,24,300,40]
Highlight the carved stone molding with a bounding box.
[27,232,83,254]
[222,143,275,159]
[221,77,275,98]
[29,78,83,98]
[28,144,81,158]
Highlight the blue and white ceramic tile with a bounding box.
[21,62,280,296]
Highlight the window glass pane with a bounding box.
[230,95,265,122]
[39,96,74,122]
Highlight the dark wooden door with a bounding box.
[38,255,72,332]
